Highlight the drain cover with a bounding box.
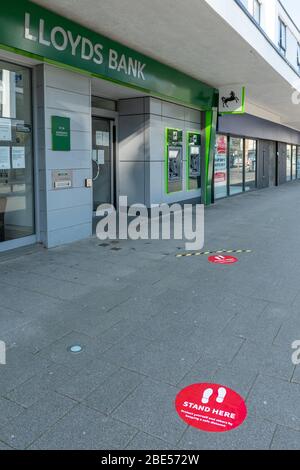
[69,345,83,354]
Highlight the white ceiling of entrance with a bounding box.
[34,0,300,131]
[91,77,146,100]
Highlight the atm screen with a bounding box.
[169,150,179,159]
[190,146,200,155]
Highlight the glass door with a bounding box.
[92,117,113,212]
[286,145,292,182]
[0,61,34,245]
[292,145,297,180]
[229,137,243,195]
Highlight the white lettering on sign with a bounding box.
[24,13,146,81]
[25,12,37,41]
[183,401,236,420]
[39,19,50,46]
[51,26,68,51]
[67,31,81,57]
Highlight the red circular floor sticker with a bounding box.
[175,383,247,433]
[208,255,238,265]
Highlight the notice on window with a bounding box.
[96,131,103,146]
[0,147,10,170]
[96,131,110,147]
[12,147,25,169]
[102,132,110,147]
[98,150,105,164]
[0,118,12,142]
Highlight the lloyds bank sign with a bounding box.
[0,0,215,110]
[24,13,147,81]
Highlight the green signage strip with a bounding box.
[0,0,215,110]
[52,116,71,151]
[204,109,218,205]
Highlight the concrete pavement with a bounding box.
[1,182,300,449]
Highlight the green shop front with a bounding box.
[0,0,217,250]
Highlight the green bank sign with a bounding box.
[52,116,71,151]
[0,0,215,110]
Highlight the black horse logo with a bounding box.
[222,91,239,108]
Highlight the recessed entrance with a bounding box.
[92,116,115,210]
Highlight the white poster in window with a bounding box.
[102,132,110,147]
[0,118,12,142]
[96,131,103,146]
[96,131,110,147]
[0,147,10,170]
[12,147,25,169]
[97,150,105,164]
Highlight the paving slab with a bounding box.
[29,404,136,450]
[270,425,300,450]
[178,415,276,450]
[113,379,187,445]
[84,368,145,414]
[126,432,175,450]
[0,391,76,449]
[231,339,294,381]
[247,375,300,431]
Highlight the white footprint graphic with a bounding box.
[216,387,227,403]
[201,388,213,404]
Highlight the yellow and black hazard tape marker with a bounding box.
[176,249,252,258]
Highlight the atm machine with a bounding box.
[187,132,201,190]
[165,128,183,193]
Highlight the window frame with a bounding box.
[252,0,261,25]
[278,18,287,55]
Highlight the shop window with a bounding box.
[278,18,287,55]
[229,137,244,196]
[0,61,34,243]
[214,135,228,199]
[286,145,292,182]
[297,147,300,179]
[292,145,297,180]
[245,139,257,191]
[252,0,261,25]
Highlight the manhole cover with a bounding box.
[69,345,83,354]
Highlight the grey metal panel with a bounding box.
[219,114,300,145]
[119,115,146,162]
[45,150,91,170]
[257,140,270,189]
[162,101,185,120]
[278,143,287,185]
[47,223,92,248]
[148,97,162,116]
[38,65,93,247]
[46,87,90,114]
[119,161,145,205]
[148,115,164,162]
[269,141,277,187]
[45,64,90,95]
[185,108,201,124]
[118,98,145,115]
